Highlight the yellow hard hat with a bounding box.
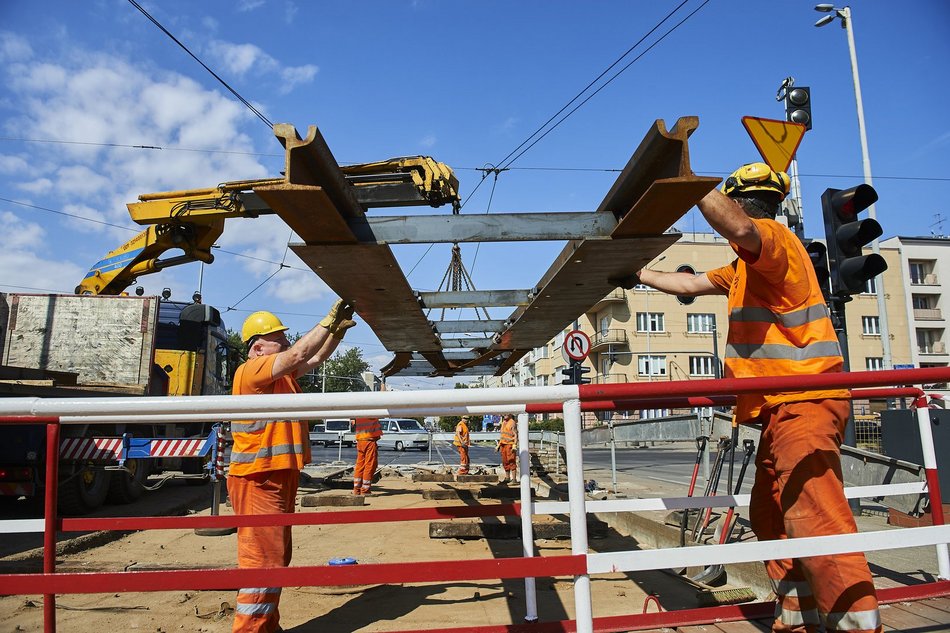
[241,311,288,343]
[721,162,790,201]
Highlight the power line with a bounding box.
[0,136,282,158]
[127,0,273,129]
[0,196,138,231]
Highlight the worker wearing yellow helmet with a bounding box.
[229,299,356,633]
[636,162,880,632]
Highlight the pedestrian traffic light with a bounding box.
[805,240,830,298]
[821,184,887,297]
[785,86,812,130]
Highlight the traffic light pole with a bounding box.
[828,295,862,516]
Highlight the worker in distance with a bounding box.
[228,299,356,633]
[635,163,881,633]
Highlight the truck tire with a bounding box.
[106,458,149,504]
[58,465,111,516]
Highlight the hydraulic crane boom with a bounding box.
[76,157,460,296]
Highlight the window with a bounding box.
[691,406,714,418]
[862,277,877,294]
[601,356,611,374]
[634,283,652,291]
[641,408,669,419]
[636,312,665,333]
[600,315,610,336]
[910,262,926,285]
[689,355,715,376]
[866,357,884,371]
[687,313,716,334]
[675,265,697,305]
[862,316,880,336]
[638,355,666,377]
[912,295,933,310]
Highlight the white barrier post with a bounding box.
[516,412,538,622]
[563,398,592,633]
[914,397,950,579]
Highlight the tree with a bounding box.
[439,383,472,431]
[299,346,370,393]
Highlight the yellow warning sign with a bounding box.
[741,116,806,173]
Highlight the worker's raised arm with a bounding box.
[270,300,355,380]
[636,267,722,296]
[696,189,761,256]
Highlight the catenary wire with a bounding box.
[126,0,273,129]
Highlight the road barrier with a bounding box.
[1,367,949,633]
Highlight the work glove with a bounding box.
[329,318,357,340]
[319,299,354,330]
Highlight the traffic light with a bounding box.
[785,86,812,130]
[821,184,887,297]
[805,240,830,298]
[560,361,591,385]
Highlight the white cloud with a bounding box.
[206,40,278,77]
[19,178,53,194]
[284,2,299,23]
[237,0,266,11]
[0,154,29,175]
[278,64,318,95]
[419,134,437,149]
[0,32,32,63]
[0,211,84,293]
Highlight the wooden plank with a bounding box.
[254,184,355,244]
[901,598,950,624]
[612,176,721,237]
[880,600,945,628]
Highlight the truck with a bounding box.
[0,292,232,514]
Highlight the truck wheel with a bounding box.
[58,465,111,516]
[395,441,405,452]
[106,458,149,504]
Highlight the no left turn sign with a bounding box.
[562,330,591,362]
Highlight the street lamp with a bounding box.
[814,4,892,370]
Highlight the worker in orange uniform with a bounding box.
[453,415,471,475]
[636,163,880,633]
[353,417,382,495]
[496,414,517,484]
[229,300,356,633]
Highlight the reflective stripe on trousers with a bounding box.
[750,399,881,633]
[354,440,378,494]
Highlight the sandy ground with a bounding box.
[0,469,712,633]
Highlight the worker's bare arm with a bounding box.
[697,189,761,255]
[637,268,722,296]
[295,335,342,379]
[271,324,334,380]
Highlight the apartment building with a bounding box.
[490,232,950,414]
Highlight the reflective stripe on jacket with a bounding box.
[499,419,516,445]
[706,218,848,421]
[354,417,381,441]
[454,421,470,447]
[229,354,310,476]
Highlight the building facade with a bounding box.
[489,233,950,420]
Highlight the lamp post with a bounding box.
[814,4,892,370]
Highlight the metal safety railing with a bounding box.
[1,367,949,633]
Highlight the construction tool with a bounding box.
[691,438,756,584]
[679,435,709,547]
[660,568,757,607]
[690,435,732,543]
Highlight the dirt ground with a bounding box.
[0,468,711,632]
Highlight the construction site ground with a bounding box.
[0,446,947,632]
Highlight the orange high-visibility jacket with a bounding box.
[229,354,311,476]
[499,418,517,445]
[706,218,848,422]
[354,417,382,441]
[454,420,470,447]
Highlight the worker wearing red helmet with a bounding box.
[636,163,880,633]
[229,299,356,633]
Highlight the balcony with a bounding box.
[591,329,628,351]
[590,288,626,312]
[914,308,943,321]
[594,373,628,384]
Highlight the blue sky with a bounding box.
[1,1,948,390]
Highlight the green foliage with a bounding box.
[529,417,564,432]
[298,345,370,393]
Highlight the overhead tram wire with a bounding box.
[126,0,273,130]
[0,137,283,159]
[497,0,711,172]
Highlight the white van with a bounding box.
[377,418,429,451]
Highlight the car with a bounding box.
[310,419,354,447]
[377,418,429,451]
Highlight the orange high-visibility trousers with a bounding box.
[353,439,379,494]
[227,468,299,633]
[500,444,516,477]
[457,445,470,473]
[749,399,881,633]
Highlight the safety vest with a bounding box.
[229,355,311,476]
[354,417,381,441]
[499,418,516,445]
[706,218,848,421]
[454,421,470,447]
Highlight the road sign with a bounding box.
[741,116,806,173]
[562,330,591,362]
